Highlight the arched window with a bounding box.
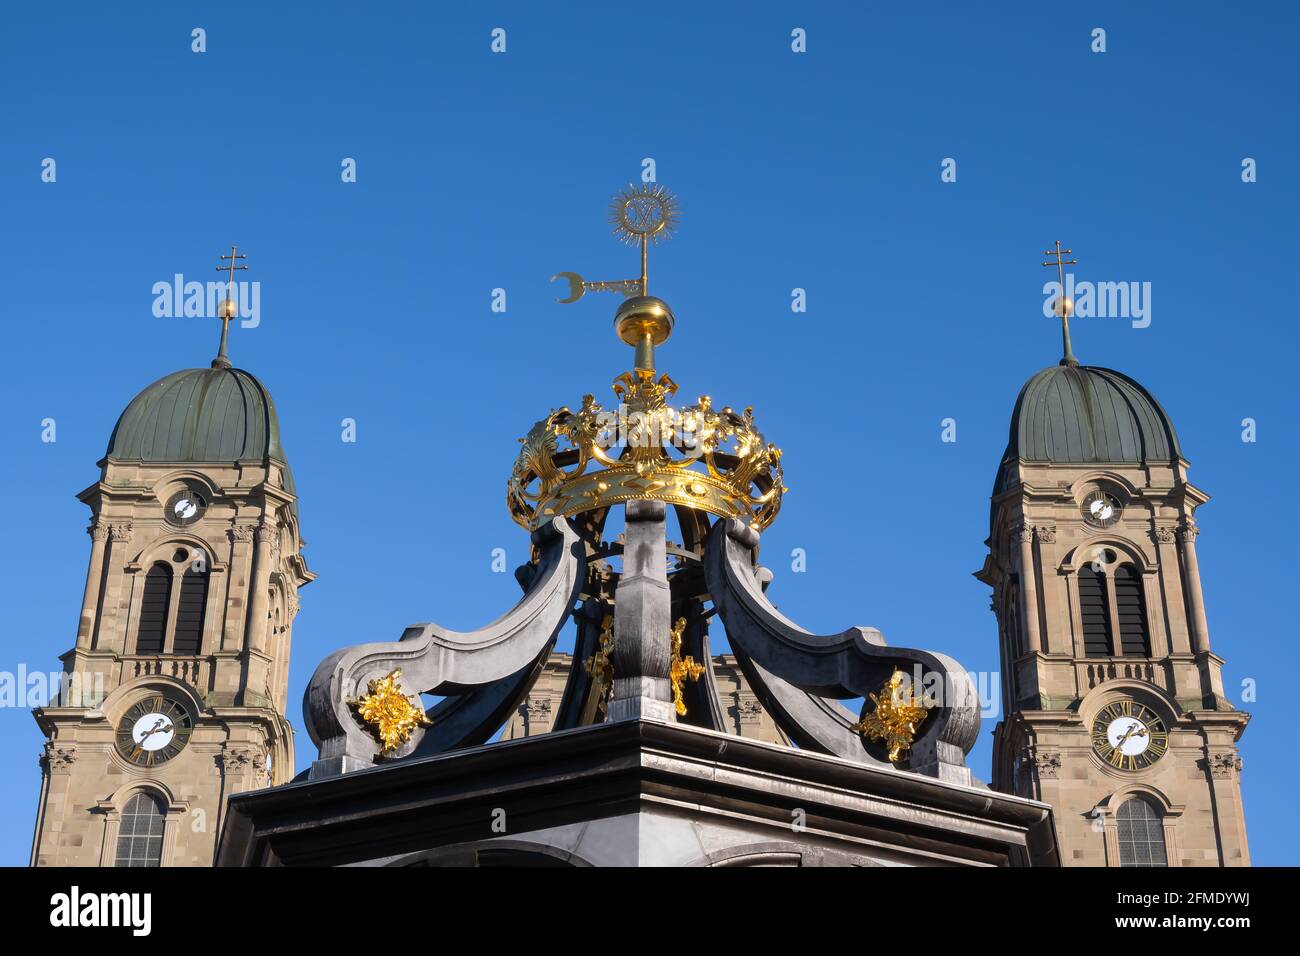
[1078,566,1113,657]
[1116,797,1168,867]
[1112,565,1150,656]
[135,563,172,654]
[172,567,208,655]
[114,792,167,867]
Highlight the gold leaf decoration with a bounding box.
[852,670,931,764]
[669,617,704,717]
[348,668,432,755]
[581,614,615,724]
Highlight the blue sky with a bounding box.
[1,2,1296,865]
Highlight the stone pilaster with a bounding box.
[1179,521,1211,655]
[1015,524,1042,654]
[1154,524,1192,655]
[94,522,134,654]
[245,523,274,655]
[76,521,110,647]
[608,499,675,722]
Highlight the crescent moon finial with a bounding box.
[551,272,585,304]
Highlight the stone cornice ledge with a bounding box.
[218,718,1058,868]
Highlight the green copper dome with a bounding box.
[1004,364,1181,467]
[106,366,285,464]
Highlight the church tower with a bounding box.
[30,250,314,866]
[977,244,1249,866]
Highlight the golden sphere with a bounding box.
[614,295,674,347]
[219,298,238,319]
[1053,295,1074,319]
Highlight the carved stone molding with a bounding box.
[1025,747,1062,778]
[229,524,256,544]
[1014,525,1034,544]
[1178,521,1199,543]
[88,521,109,542]
[1207,751,1242,778]
[219,745,265,774]
[523,697,552,719]
[42,742,77,773]
[108,523,134,543]
[1035,525,1057,544]
[1153,526,1176,544]
[737,696,763,724]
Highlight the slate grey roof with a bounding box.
[106,366,285,464]
[1005,364,1180,465]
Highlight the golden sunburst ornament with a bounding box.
[609,182,679,246]
[347,668,432,755]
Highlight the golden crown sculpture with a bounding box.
[507,185,786,532]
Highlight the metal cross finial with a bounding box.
[213,245,248,369]
[1042,239,1079,367]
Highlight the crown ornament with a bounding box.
[509,185,785,532]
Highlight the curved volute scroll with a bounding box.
[704,519,981,785]
[305,518,585,778]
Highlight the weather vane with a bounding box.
[212,244,248,369]
[1042,239,1079,367]
[552,183,679,304]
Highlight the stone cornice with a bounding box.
[218,719,1059,867]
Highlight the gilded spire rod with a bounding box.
[1042,239,1079,368]
[213,244,248,369]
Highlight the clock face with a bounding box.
[1081,489,1122,528]
[1091,700,1167,771]
[164,490,206,527]
[115,697,192,767]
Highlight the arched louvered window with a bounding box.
[1112,565,1150,656]
[1116,797,1168,867]
[172,567,208,655]
[1079,566,1113,657]
[135,563,172,654]
[114,792,167,867]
